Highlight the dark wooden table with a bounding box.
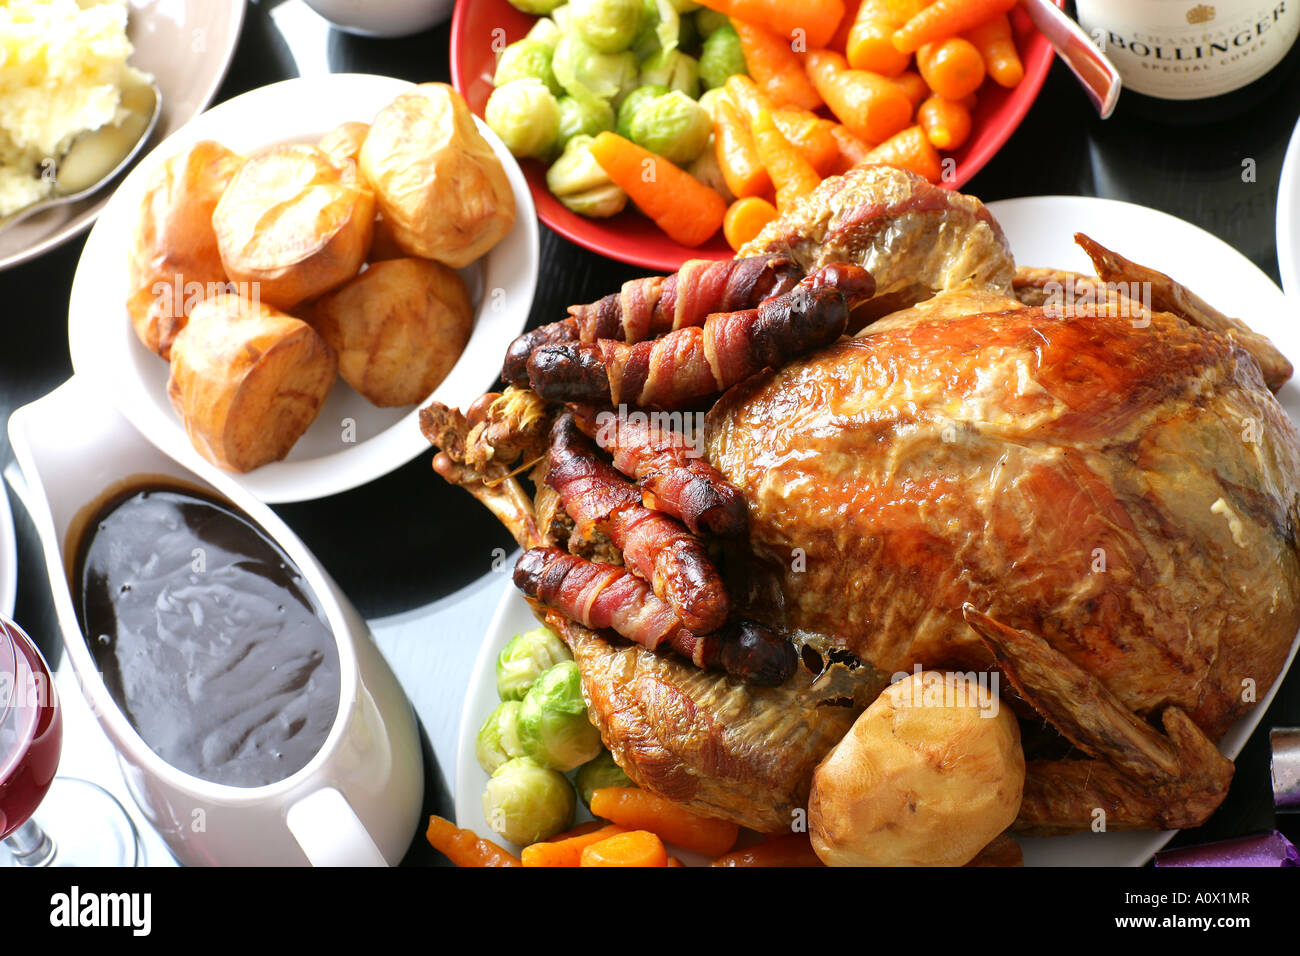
[2,0,1297,863]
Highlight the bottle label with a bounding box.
[1076,0,1300,99]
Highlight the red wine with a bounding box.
[0,620,62,838]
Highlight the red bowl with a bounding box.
[451,0,1060,272]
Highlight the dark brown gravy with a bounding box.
[72,485,340,788]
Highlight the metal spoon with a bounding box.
[1020,0,1122,119]
[0,74,161,233]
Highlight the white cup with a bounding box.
[301,0,455,37]
[7,377,425,866]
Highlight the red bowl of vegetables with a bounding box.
[451,0,1060,272]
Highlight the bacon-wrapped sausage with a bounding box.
[527,263,875,409]
[502,254,803,386]
[571,404,746,536]
[548,414,730,634]
[514,547,796,686]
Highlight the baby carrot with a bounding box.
[731,18,824,111]
[915,37,986,100]
[580,829,669,867]
[723,76,838,174]
[828,123,871,173]
[917,94,972,149]
[521,824,628,867]
[864,124,942,182]
[804,49,914,145]
[714,96,771,198]
[847,0,910,76]
[892,0,1017,54]
[964,13,1024,87]
[885,0,927,21]
[588,132,727,247]
[891,69,930,109]
[589,787,741,857]
[750,109,822,210]
[724,195,779,250]
[693,0,845,50]
[829,0,862,52]
[710,833,825,866]
[425,815,521,867]
[772,110,840,174]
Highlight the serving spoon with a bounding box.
[1020,0,1122,119]
[0,74,161,234]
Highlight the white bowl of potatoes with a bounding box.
[67,73,538,503]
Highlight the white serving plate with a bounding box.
[1275,114,1300,298]
[67,72,538,503]
[454,195,1300,867]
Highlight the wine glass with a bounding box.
[0,615,139,867]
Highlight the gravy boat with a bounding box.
[8,377,424,866]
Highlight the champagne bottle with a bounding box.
[1075,0,1300,121]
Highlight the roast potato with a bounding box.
[126,140,244,359]
[367,214,405,262]
[167,293,337,473]
[310,257,473,407]
[809,671,1024,867]
[318,120,368,166]
[212,144,375,310]
[359,83,515,268]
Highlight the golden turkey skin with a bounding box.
[709,301,1300,740]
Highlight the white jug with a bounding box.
[8,377,424,866]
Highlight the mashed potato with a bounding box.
[0,0,148,216]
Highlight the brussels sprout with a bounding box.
[688,137,735,203]
[482,757,576,845]
[476,699,525,775]
[553,32,640,106]
[570,0,643,53]
[485,78,561,160]
[574,750,635,808]
[632,0,677,61]
[552,3,574,30]
[616,82,669,137]
[627,89,711,164]
[666,0,699,11]
[557,94,616,149]
[494,39,561,95]
[507,0,566,13]
[698,22,746,90]
[676,11,699,51]
[639,48,699,98]
[547,135,629,218]
[496,626,572,701]
[694,7,729,38]
[517,660,603,771]
[697,85,729,122]
[526,16,562,49]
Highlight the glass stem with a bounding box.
[3,818,56,866]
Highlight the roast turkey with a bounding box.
[423,165,1300,835]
